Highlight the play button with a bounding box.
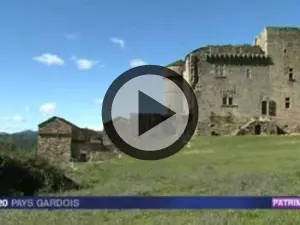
[102,65,198,160]
[138,91,175,136]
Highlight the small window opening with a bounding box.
[219,64,224,77]
[261,101,267,115]
[216,64,225,77]
[228,97,233,105]
[289,68,294,81]
[222,97,227,105]
[285,97,291,109]
[222,96,234,106]
[269,100,277,116]
[246,68,252,78]
[284,49,287,53]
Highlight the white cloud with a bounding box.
[24,106,31,112]
[71,56,101,70]
[0,115,25,122]
[92,99,103,104]
[65,33,78,40]
[76,59,98,70]
[129,58,147,68]
[33,53,65,66]
[110,37,125,49]
[40,102,56,116]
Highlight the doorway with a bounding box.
[79,153,87,162]
[254,124,261,135]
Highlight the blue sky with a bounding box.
[0,0,299,132]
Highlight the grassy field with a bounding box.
[2,136,300,224]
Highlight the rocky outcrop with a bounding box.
[232,117,285,135]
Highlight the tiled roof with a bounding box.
[38,116,81,129]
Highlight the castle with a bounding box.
[164,26,300,135]
[37,26,300,163]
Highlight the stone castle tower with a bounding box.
[164,27,300,135]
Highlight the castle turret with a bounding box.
[166,60,184,75]
[163,60,185,115]
[263,27,300,125]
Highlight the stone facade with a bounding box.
[37,117,112,163]
[165,26,300,135]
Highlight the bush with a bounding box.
[0,151,80,196]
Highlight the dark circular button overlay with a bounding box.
[102,65,198,160]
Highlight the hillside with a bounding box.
[2,136,300,224]
[0,130,38,151]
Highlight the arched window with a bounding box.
[261,101,267,115]
[269,100,277,116]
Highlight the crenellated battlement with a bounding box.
[266,26,300,32]
[191,44,265,55]
[206,53,272,65]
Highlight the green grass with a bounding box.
[2,136,300,224]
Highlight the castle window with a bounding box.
[222,96,234,106]
[220,65,224,77]
[222,97,227,105]
[269,100,277,116]
[215,64,225,77]
[288,67,294,81]
[285,97,290,109]
[246,68,252,78]
[261,101,267,115]
[284,49,287,53]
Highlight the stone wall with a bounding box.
[37,135,71,164]
[192,52,271,124]
[266,27,300,127]
[38,118,72,135]
[38,118,73,164]
[71,141,107,162]
[71,128,87,141]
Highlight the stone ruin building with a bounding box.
[37,114,175,162]
[37,116,116,163]
[164,26,300,135]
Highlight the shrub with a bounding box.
[0,151,80,196]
